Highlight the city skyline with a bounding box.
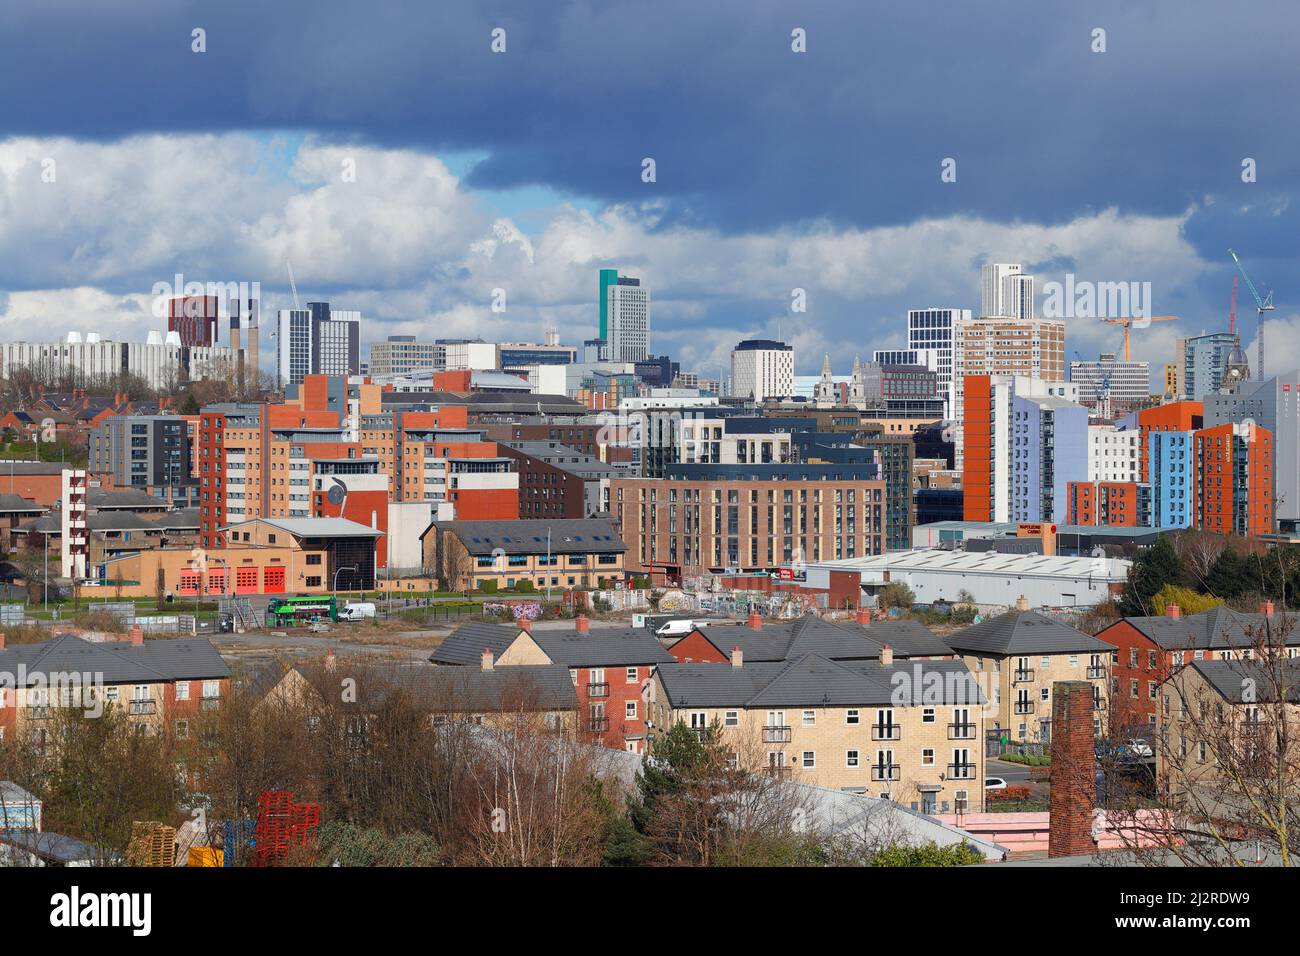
[0,2,1295,379]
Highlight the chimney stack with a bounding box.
[575,614,590,633]
[1048,681,1098,858]
[0,634,6,649]
[481,647,495,672]
[1261,600,1275,617]
[747,611,762,629]
[1166,603,1181,620]
[855,607,871,626]
[1015,594,1030,612]
[129,624,144,646]
[518,617,532,632]
[879,644,893,667]
[731,645,743,668]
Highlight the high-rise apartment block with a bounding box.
[276,302,360,385]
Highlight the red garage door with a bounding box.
[263,566,286,593]
[235,567,259,594]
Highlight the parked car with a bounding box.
[1126,737,1154,758]
[984,777,1007,790]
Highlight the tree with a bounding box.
[1120,534,1183,616]
[1204,547,1246,601]
[877,581,916,611]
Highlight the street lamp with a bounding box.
[332,564,358,610]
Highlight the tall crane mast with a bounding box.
[1228,249,1275,380]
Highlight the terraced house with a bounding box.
[0,633,230,752]
[1093,604,1298,731]
[943,609,1112,744]
[651,648,986,813]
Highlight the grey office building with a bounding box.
[1203,369,1300,527]
[90,416,196,502]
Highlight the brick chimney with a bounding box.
[747,611,762,629]
[1261,600,1275,617]
[575,614,590,633]
[1015,594,1030,612]
[879,644,893,667]
[1048,680,1097,858]
[129,624,144,646]
[481,647,495,672]
[855,607,871,626]
[1166,603,1181,620]
[0,634,6,649]
[731,645,743,668]
[518,617,532,632]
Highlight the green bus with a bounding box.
[266,596,338,627]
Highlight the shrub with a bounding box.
[987,785,1034,802]
[870,841,984,867]
[476,580,498,594]
[877,581,915,611]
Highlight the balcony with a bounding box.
[948,723,977,740]
[1014,700,1035,715]
[870,764,900,782]
[1013,669,1035,684]
[129,700,157,716]
[26,706,51,720]
[586,682,609,698]
[871,725,901,741]
[762,725,792,743]
[587,716,609,734]
[200,697,220,712]
[947,762,978,780]
[764,765,792,780]
[1087,666,1106,680]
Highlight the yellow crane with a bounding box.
[1101,315,1178,361]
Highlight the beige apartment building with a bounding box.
[612,476,887,578]
[1156,657,1300,804]
[651,651,986,814]
[944,609,1112,744]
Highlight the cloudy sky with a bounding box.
[1,0,1297,381]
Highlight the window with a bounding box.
[1039,688,1049,702]
[625,700,637,720]
[724,711,739,726]
[921,748,935,767]
[801,751,815,769]
[846,709,860,725]
[846,749,860,768]
[922,707,935,723]
[626,667,638,683]
[202,681,220,699]
[802,710,816,726]
[175,681,190,701]
[174,719,189,739]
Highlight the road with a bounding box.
[986,758,1034,783]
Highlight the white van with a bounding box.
[654,619,696,638]
[339,602,377,621]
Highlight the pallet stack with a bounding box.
[253,789,322,866]
[127,821,177,867]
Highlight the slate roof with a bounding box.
[526,626,676,667]
[423,518,626,555]
[429,621,521,666]
[0,634,230,684]
[381,663,578,712]
[0,494,41,514]
[1122,607,1296,652]
[87,488,170,510]
[656,655,984,708]
[944,610,1112,656]
[689,613,950,663]
[1189,658,1300,704]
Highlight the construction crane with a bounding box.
[285,259,301,309]
[1101,315,1178,361]
[1228,249,1275,380]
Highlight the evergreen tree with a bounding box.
[1120,534,1183,616]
